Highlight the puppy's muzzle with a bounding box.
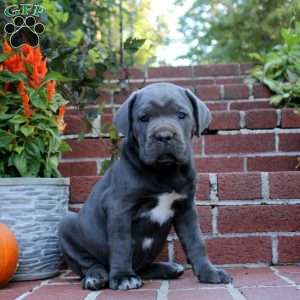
[149,123,179,144]
[153,129,176,144]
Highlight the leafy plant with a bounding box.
[0,1,150,176]
[250,22,300,169]
[250,22,300,112]
[0,41,71,177]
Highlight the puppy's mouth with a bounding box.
[156,154,178,165]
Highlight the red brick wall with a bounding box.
[69,172,300,265]
[60,63,300,266]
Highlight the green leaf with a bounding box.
[248,52,264,63]
[286,69,298,83]
[43,71,74,83]
[30,90,47,110]
[0,70,26,83]
[31,113,51,122]
[9,114,27,124]
[80,78,103,88]
[124,37,146,53]
[13,152,27,176]
[49,93,68,113]
[25,137,43,158]
[262,78,281,93]
[270,95,283,106]
[26,159,40,177]
[0,112,14,121]
[0,53,11,63]
[0,129,15,149]
[20,125,34,137]
[13,145,24,154]
[109,127,119,142]
[58,140,72,153]
[48,136,60,153]
[0,160,4,177]
[281,28,300,50]
[44,156,60,177]
[100,159,112,176]
[24,63,33,74]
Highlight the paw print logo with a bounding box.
[4,16,44,48]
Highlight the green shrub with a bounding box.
[250,22,300,112]
[0,43,71,177]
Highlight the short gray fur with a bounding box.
[59,83,232,291]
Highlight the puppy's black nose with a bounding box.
[155,130,175,143]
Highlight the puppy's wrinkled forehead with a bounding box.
[113,82,211,137]
[134,84,192,113]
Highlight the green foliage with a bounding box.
[0,0,162,176]
[0,55,70,177]
[124,37,146,54]
[176,0,300,63]
[250,23,300,110]
[99,126,120,176]
[0,0,165,104]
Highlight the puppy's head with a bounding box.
[114,83,211,166]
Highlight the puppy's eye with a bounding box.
[139,115,150,122]
[177,111,187,119]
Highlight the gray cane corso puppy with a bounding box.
[58,82,232,290]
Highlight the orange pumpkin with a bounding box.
[0,223,19,287]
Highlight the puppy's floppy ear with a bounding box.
[113,91,138,137]
[185,88,212,136]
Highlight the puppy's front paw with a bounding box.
[197,264,232,284]
[82,276,107,290]
[109,274,143,290]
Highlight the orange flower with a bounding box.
[46,80,56,102]
[4,53,26,74]
[29,56,47,88]
[57,105,66,132]
[21,44,34,67]
[3,40,12,53]
[2,41,48,88]
[17,80,33,118]
[59,105,65,118]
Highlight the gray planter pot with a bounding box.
[0,177,69,281]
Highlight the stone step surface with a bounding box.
[1,266,300,300]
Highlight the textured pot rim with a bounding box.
[0,177,70,185]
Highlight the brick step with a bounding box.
[105,63,253,80]
[67,82,271,109]
[93,83,272,106]
[4,266,300,299]
[60,129,300,176]
[65,99,275,135]
[69,172,300,204]
[68,171,300,265]
[61,129,299,160]
[59,154,299,177]
[64,108,300,135]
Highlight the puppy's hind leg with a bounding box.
[58,212,108,290]
[138,262,184,280]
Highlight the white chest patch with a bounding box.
[142,237,154,250]
[149,191,185,225]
